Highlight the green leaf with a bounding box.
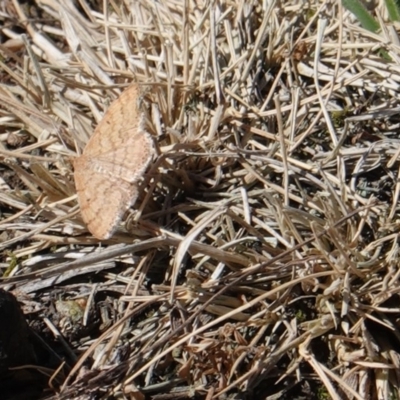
[342,0,380,32]
[385,0,400,21]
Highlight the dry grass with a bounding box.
[1,0,400,399]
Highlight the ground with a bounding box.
[0,1,400,399]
